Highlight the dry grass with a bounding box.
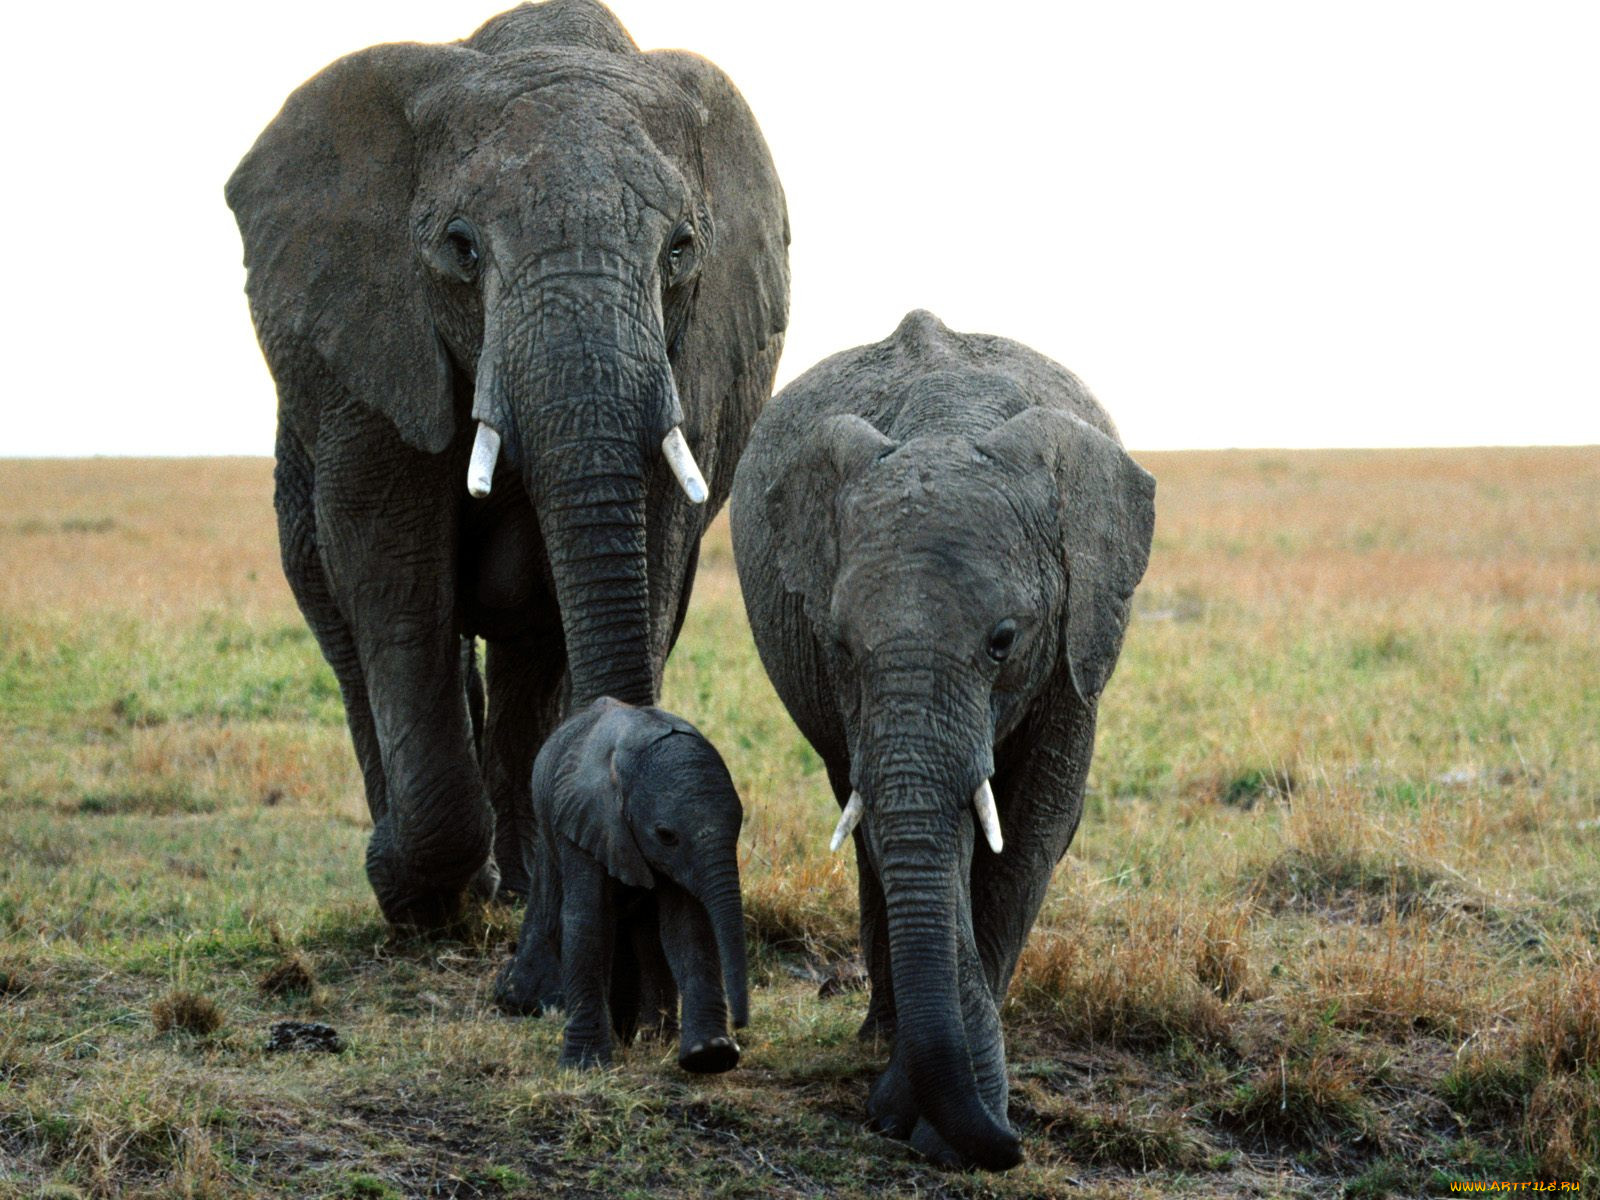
[150,990,224,1037]
[2,447,1597,1196]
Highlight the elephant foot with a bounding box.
[493,956,563,1016]
[375,884,467,931]
[866,1062,917,1140]
[910,1118,964,1168]
[558,1040,610,1070]
[678,1035,740,1074]
[365,824,487,931]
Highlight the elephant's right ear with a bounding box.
[553,702,655,889]
[764,414,895,631]
[225,44,465,455]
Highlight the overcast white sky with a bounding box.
[1,2,1595,455]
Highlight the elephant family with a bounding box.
[499,698,748,1073]
[730,311,1155,1169]
[225,0,788,925]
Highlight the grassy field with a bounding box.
[1,447,1597,1198]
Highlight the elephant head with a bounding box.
[764,387,1155,1167]
[225,0,787,707]
[556,699,749,1034]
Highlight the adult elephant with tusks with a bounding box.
[226,0,788,927]
[731,312,1155,1170]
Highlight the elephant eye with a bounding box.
[443,218,480,279]
[653,825,679,847]
[987,618,1018,663]
[666,224,695,277]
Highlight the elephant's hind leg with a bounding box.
[628,903,679,1044]
[482,633,566,900]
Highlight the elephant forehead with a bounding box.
[835,477,1043,636]
[418,52,698,166]
[417,87,696,252]
[837,446,1039,557]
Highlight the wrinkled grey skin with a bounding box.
[497,698,748,1073]
[730,311,1155,1170]
[225,1,788,927]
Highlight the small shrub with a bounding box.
[1043,1100,1211,1171]
[1250,843,1449,923]
[1306,916,1492,1039]
[1196,905,1254,1001]
[257,951,315,998]
[1215,765,1296,810]
[1343,1158,1419,1198]
[151,990,223,1036]
[1442,960,1600,1184]
[1010,903,1233,1051]
[1216,1047,1381,1152]
[76,782,215,817]
[741,856,857,964]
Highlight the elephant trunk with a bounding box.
[859,660,1018,1169]
[478,262,683,708]
[535,441,654,706]
[698,857,750,1029]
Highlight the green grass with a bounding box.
[1,448,1598,1196]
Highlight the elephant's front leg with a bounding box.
[657,885,739,1074]
[314,399,494,927]
[971,691,1098,1000]
[275,422,389,827]
[558,856,616,1069]
[823,757,897,1043]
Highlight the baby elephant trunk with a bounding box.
[701,858,750,1029]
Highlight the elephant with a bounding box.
[225,0,788,926]
[729,311,1155,1170]
[499,697,748,1073]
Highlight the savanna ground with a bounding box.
[1,447,1598,1198]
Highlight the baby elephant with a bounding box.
[496,698,749,1074]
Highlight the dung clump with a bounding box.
[266,1020,344,1054]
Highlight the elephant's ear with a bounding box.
[765,414,896,631]
[979,408,1155,701]
[553,701,657,889]
[225,44,465,455]
[648,50,790,505]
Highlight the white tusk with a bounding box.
[467,422,501,499]
[829,791,865,853]
[974,779,1003,854]
[661,426,709,505]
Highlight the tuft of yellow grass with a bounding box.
[150,990,223,1037]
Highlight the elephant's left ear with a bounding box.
[554,705,655,889]
[648,50,790,506]
[980,408,1156,701]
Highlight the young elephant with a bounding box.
[730,311,1155,1169]
[497,698,749,1073]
